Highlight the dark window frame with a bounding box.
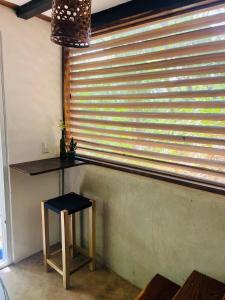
[75,155,225,196]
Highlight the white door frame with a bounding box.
[0,32,12,267]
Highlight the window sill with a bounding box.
[76,155,225,196]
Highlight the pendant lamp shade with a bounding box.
[51,0,92,48]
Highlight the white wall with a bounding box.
[0,5,61,262]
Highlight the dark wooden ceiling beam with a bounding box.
[16,0,51,19]
[15,0,221,26]
[0,0,50,22]
[92,0,198,28]
[0,0,17,9]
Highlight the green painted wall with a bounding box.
[65,165,225,288]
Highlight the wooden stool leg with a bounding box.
[89,200,96,272]
[61,210,70,289]
[70,214,76,257]
[41,201,50,272]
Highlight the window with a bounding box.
[64,3,225,187]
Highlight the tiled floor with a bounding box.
[0,253,139,300]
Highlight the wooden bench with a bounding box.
[135,274,180,300]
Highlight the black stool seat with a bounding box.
[45,192,92,215]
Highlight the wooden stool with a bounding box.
[41,192,96,289]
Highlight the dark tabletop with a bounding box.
[10,157,87,176]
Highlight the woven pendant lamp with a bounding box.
[51,0,91,48]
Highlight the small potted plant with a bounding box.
[67,137,77,160]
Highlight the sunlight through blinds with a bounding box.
[64,3,225,186]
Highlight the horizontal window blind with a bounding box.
[64,3,225,186]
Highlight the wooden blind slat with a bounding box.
[71,90,225,101]
[73,133,225,156]
[70,52,225,75]
[70,65,225,85]
[71,77,225,92]
[71,118,225,134]
[77,140,225,171]
[71,125,225,146]
[69,40,225,70]
[71,110,225,121]
[70,101,225,109]
[72,12,225,55]
[72,25,225,63]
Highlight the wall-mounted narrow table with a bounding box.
[10,157,87,194]
[10,157,88,256]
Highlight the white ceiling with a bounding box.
[8,0,131,17]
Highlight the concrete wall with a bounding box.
[65,164,225,288]
[0,5,61,262]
